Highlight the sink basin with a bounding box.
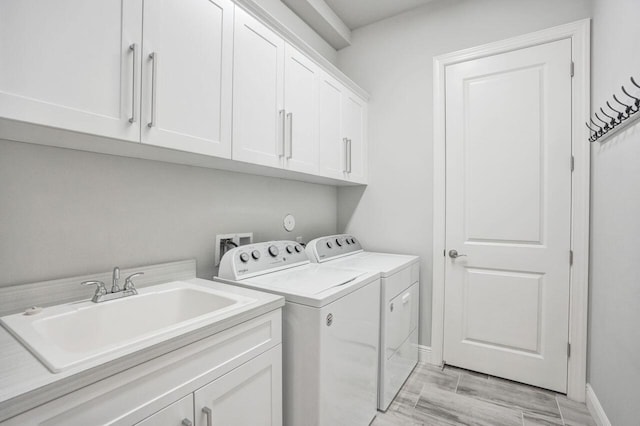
[0,281,256,373]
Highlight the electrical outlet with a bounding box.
[215,232,253,266]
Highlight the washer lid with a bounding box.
[325,252,419,277]
[240,264,379,307]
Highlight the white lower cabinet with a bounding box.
[135,395,194,426]
[195,344,282,426]
[2,310,282,426]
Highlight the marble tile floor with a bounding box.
[372,362,596,426]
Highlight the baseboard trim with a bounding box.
[418,345,433,364]
[586,384,611,426]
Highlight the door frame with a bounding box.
[431,19,590,402]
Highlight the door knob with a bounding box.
[449,249,467,259]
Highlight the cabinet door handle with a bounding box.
[347,138,353,173]
[181,419,193,426]
[278,109,285,157]
[343,137,349,172]
[148,52,158,128]
[286,112,293,159]
[202,407,212,426]
[128,43,138,124]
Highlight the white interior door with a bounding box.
[283,43,319,174]
[0,0,142,141]
[232,7,285,168]
[443,38,572,392]
[142,0,233,158]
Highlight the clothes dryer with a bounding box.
[305,234,419,411]
[216,241,380,426]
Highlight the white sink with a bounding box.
[0,281,256,373]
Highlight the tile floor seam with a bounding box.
[555,395,566,425]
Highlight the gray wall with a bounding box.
[336,0,592,346]
[0,139,337,286]
[588,0,640,424]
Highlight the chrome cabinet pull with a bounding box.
[202,407,212,426]
[148,52,158,128]
[286,112,293,159]
[128,43,138,124]
[347,138,353,173]
[343,137,349,172]
[278,109,285,156]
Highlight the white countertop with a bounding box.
[0,278,284,422]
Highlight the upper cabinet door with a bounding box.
[283,44,319,174]
[141,0,233,158]
[342,92,368,183]
[318,74,345,180]
[0,0,142,142]
[232,8,285,168]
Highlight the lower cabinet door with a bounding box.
[135,394,194,426]
[195,344,282,426]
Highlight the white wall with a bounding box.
[0,139,337,287]
[588,0,640,424]
[336,0,592,346]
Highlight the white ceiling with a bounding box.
[323,0,435,30]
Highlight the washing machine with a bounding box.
[215,241,380,426]
[305,234,419,411]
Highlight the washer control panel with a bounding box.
[306,234,363,262]
[218,241,308,280]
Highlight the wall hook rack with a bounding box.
[587,75,640,143]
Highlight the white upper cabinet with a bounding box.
[232,7,285,168]
[141,0,234,158]
[318,74,345,179]
[0,0,142,142]
[283,44,320,174]
[0,2,367,184]
[318,73,368,183]
[342,91,367,183]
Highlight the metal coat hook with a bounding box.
[599,108,616,127]
[588,75,640,143]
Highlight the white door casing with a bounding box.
[444,39,572,392]
[232,7,285,168]
[432,20,590,401]
[141,0,233,158]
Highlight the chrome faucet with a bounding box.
[112,266,120,292]
[82,267,144,303]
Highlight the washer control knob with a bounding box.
[335,238,343,247]
[239,252,250,263]
[251,250,261,260]
[351,238,356,244]
[326,241,333,249]
[346,238,351,245]
[268,245,279,257]
[294,245,302,253]
[286,245,294,254]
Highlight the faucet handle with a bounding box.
[123,272,144,291]
[82,280,107,296]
